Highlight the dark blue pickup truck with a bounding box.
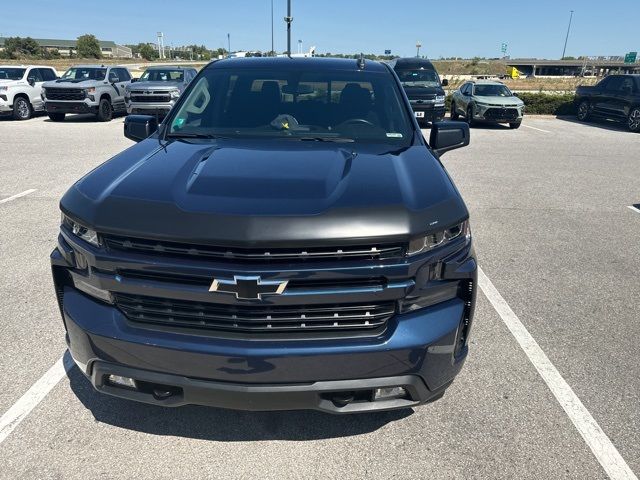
[575,74,640,132]
[51,57,477,414]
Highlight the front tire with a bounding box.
[627,107,640,133]
[47,112,65,122]
[12,97,32,120]
[450,101,459,120]
[466,105,475,126]
[96,98,113,122]
[509,121,522,129]
[577,100,590,121]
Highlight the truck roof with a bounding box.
[388,58,436,70]
[206,56,389,73]
[144,65,194,70]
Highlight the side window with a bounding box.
[115,68,130,81]
[40,68,57,81]
[108,69,119,82]
[28,68,43,82]
[620,78,634,93]
[605,77,623,91]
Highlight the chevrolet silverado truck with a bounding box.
[42,64,132,122]
[390,58,448,125]
[125,66,197,116]
[0,65,58,120]
[52,57,476,414]
[575,74,640,132]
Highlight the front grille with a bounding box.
[409,93,436,101]
[130,91,171,103]
[103,235,405,262]
[484,107,518,120]
[45,88,85,101]
[114,293,395,335]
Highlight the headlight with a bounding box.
[170,89,181,99]
[407,220,470,256]
[41,87,46,97]
[84,87,96,95]
[62,214,100,247]
[435,94,445,105]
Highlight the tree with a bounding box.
[3,37,41,59]
[76,34,102,59]
[138,43,158,61]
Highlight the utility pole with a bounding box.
[270,0,274,56]
[298,39,302,54]
[561,10,574,59]
[227,33,231,55]
[284,0,292,57]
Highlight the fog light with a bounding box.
[108,375,137,389]
[374,386,407,400]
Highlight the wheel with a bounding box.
[627,107,640,133]
[47,112,65,122]
[509,121,522,129]
[96,98,113,122]
[466,105,475,126]
[577,100,590,121]
[12,96,32,120]
[450,101,459,120]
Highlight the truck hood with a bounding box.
[128,81,183,91]
[45,78,100,86]
[61,138,468,247]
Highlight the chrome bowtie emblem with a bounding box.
[209,275,288,300]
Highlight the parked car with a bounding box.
[125,66,197,116]
[42,64,132,122]
[391,58,447,125]
[450,80,525,129]
[0,65,58,120]
[575,74,640,132]
[52,57,476,414]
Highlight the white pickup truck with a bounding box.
[0,65,58,120]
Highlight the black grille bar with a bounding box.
[114,293,395,334]
[104,235,405,262]
[45,88,85,101]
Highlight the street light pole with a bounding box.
[561,10,574,59]
[416,42,422,58]
[270,0,274,56]
[285,0,292,57]
[227,33,231,56]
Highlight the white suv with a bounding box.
[0,65,58,120]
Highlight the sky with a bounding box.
[0,0,638,59]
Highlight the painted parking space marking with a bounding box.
[522,124,551,133]
[0,355,72,445]
[0,189,37,204]
[627,205,640,215]
[478,267,638,480]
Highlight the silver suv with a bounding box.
[0,65,58,120]
[125,66,197,116]
[42,64,132,122]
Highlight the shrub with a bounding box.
[444,92,576,116]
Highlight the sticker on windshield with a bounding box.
[386,133,403,138]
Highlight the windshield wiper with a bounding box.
[165,132,226,139]
[296,136,355,143]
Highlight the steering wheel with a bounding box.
[339,118,375,127]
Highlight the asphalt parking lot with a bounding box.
[0,114,638,479]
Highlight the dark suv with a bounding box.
[52,57,476,414]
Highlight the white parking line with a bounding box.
[479,267,638,480]
[627,205,640,215]
[0,189,37,204]
[522,124,551,133]
[0,355,72,445]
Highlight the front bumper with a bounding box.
[126,102,174,115]
[45,100,97,114]
[52,229,477,414]
[474,106,524,123]
[411,103,446,122]
[0,97,12,113]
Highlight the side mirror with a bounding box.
[429,121,470,156]
[28,77,36,86]
[130,78,138,83]
[124,115,158,142]
[441,78,449,86]
[513,92,519,97]
[110,76,120,84]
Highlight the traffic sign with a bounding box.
[384,49,391,55]
[624,52,637,64]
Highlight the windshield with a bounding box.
[61,67,106,81]
[0,68,26,80]
[474,84,512,97]
[396,69,440,88]
[168,66,412,145]
[140,69,185,82]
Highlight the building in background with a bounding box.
[0,37,132,58]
